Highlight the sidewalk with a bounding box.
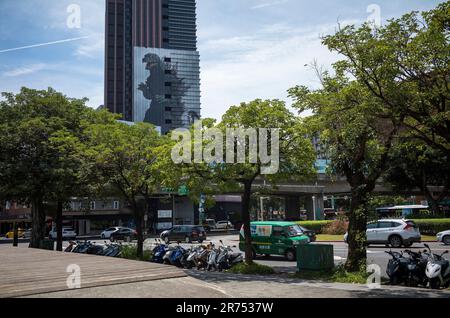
[2,244,449,298]
[22,270,450,298]
[185,271,450,299]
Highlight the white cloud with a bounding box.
[74,33,104,58]
[199,20,361,120]
[251,0,289,10]
[3,63,47,77]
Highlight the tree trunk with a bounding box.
[132,201,144,259]
[56,201,63,252]
[421,173,442,216]
[241,181,254,265]
[345,191,368,272]
[30,196,46,249]
[13,221,18,247]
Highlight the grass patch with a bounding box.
[422,235,437,242]
[316,234,437,242]
[227,262,275,275]
[317,234,343,241]
[293,265,369,284]
[120,245,152,262]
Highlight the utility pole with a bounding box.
[312,196,317,221]
[13,221,18,247]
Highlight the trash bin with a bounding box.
[297,244,334,271]
[39,239,55,251]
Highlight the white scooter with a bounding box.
[206,242,220,271]
[424,243,450,289]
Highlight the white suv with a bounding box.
[344,219,421,248]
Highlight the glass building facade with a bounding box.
[105,0,201,133]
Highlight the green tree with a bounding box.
[289,73,402,272]
[322,2,450,157]
[385,141,449,215]
[0,87,98,249]
[178,100,316,264]
[84,120,173,258]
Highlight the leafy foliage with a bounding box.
[180,99,316,264]
[0,87,101,247]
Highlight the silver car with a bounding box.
[437,230,450,245]
[344,219,421,248]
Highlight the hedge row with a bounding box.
[296,219,450,235]
[412,219,450,235]
[296,221,333,234]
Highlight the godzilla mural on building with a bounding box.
[134,47,201,134]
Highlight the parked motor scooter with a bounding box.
[195,245,210,270]
[404,249,429,287]
[424,243,450,289]
[100,242,122,257]
[184,245,202,269]
[72,241,92,254]
[169,242,187,268]
[87,242,106,255]
[163,244,176,265]
[217,240,243,271]
[206,243,220,271]
[151,239,167,263]
[64,241,77,252]
[385,250,410,285]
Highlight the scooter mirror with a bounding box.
[232,245,237,248]
[424,243,430,249]
[443,250,449,255]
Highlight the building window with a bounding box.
[164,57,171,63]
[165,69,172,74]
[90,201,96,210]
[165,119,173,124]
[165,94,172,99]
[165,107,172,112]
[113,201,119,210]
[165,82,171,87]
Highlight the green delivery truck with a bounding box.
[239,221,310,261]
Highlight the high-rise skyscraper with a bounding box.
[105,0,201,134]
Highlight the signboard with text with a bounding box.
[158,210,172,219]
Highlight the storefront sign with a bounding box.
[158,210,172,219]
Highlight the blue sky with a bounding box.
[0,0,444,120]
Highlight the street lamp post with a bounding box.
[312,196,316,221]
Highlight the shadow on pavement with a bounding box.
[185,270,450,298]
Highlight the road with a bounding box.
[81,234,449,278]
[10,234,448,278]
[3,237,449,298]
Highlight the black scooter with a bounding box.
[386,250,410,285]
[403,250,429,287]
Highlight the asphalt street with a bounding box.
[83,234,450,278]
[211,235,449,277]
[10,234,447,278]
